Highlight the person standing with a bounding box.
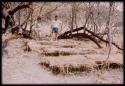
[51,15,62,41]
[34,16,42,40]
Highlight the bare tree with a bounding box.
[105,2,114,61]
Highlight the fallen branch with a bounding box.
[9,4,32,15]
[58,26,123,50]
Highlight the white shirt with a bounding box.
[19,28,23,34]
[51,20,62,29]
[35,22,41,29]
[32,21,42,31]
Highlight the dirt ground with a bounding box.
[2,34,123,84]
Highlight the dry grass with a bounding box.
[23,41,31,52]
[61,45,76,48]
[43,51,74,56]
[40,57,123,75]
[40,62,94,75]
[95,61,123,70]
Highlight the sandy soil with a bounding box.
[2,34,123,84]
[2,54,123,84]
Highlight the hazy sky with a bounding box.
[100,2,123,12]
[116,2,123,11]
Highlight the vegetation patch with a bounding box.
[44,51,74,56]
[61,45,76,48]
[23,42,31,52]
[40,60,123,75]
[95,61,123,70]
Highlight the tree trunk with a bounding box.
[105,2,113,61]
